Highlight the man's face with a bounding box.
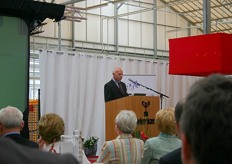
[113,69,123,81]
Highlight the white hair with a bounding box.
[0,106,23,128]
[115,110,137,134]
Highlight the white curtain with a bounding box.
[39,50,199,154]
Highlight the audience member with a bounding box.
[0,106,39,148]
[159,100,184,164]
[180,74,232,164]
[104,67,129,102]
[142,108,181,164]
[0,137,79,164]
[97,110,144,163]
[38,113,65,153]
[38,113,90,163]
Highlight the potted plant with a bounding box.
[83,136,99,156]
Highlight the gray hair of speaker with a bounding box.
[0,106,23,128]
[115,110,137,134]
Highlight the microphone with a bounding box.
[129,79,140,86]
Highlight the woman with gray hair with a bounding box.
[97,110,144,163]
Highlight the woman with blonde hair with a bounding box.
[37,113,64,153]
[38,113,91,164]
[142,108,182,164]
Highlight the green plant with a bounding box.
[82,136,99,149]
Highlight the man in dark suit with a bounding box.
[104,67,129,102]
[0,137,79,164]
[159,100,184,164]
[0,106,39,148]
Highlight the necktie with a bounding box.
[118,82,125,95]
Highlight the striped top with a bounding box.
[96,134,144,164]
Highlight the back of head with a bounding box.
[175,100,184,124]
[115,110,137,134]
[38,113,65,144]
[180,74,232,164]
[0,106,23,129]
[156,108,176,135]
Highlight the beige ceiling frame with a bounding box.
[160,0,232,34]
[62,0,135,22]
[61,0,232,33]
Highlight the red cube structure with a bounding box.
[169,33,232,76]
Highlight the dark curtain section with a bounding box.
[21,108,29,139]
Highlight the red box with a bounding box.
[169,33,232,76]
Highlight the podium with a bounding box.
[105,96,160,141]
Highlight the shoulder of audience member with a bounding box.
[0,138,79,164]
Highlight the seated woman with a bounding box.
[37,113,64,153]
[142,108,182,164]
[96,110,144,163]
[38,113,90,164]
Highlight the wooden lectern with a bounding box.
[105,96,160,141]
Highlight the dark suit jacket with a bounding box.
[159,147,182,164]
[104,79,129,102]
[0,138,79,164]
[5,133,39,148]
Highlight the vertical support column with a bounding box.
[101,18,104,52]
[203,0,211,34]
[58,21,61,51]
[71,4,75,48]
[71,21,75,48]
[153,0,157,58]
[187,22,191,36]
[114,4,119,54]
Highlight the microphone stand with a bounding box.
[129,79,169,109]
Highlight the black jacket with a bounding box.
[104,79,128,102]
[159,148,182,164]
[5,133,39,148]
[0,138,79,164]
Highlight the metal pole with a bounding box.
[153,0,157,58]
[71,4,75,48]
[58,21,61,51]
[203,0,211,34]
[114,4,119,53]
